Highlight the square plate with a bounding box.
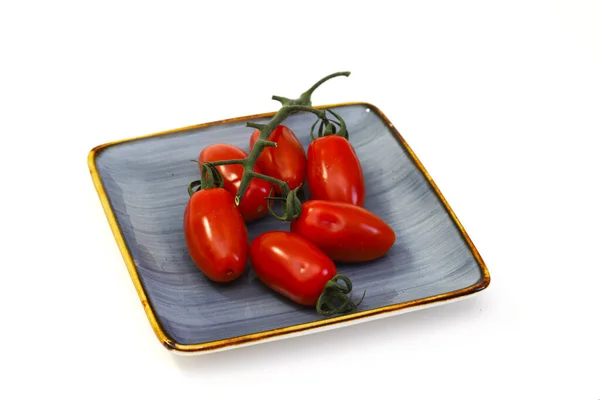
[88,102,490,354]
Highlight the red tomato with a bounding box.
[249,125,307,192]
[290,200,396,262]
[307,135,365,206]
[250,231,336,306]
[199,144,271,222]
[184,188,249,282]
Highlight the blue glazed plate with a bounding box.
[88,102,490,354]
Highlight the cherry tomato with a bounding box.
[199,144,271,222]
[307,135,365,206]
[250,231,336,306]
[249,125,307,192]
[290,200,396,263]
[184,188,249,282]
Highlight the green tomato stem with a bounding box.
[248,171,289,190]
[206,158,246,166]
[299,71,351,104]
[271,95,293,105]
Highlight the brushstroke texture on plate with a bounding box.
[89,103,490,353]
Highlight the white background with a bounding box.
[1,1,598,399]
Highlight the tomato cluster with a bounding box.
[183,70,394,315]
[184,121,396,315]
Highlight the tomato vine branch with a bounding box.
[200,71,351,221]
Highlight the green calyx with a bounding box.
[187,163,225,196]
[316,274,366,316]
[264,185,303,222]
[309,108,348,140]
[191,71,352,221]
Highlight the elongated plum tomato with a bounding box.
[199,144,271,222]
[184,188,249,282]
[307,135,365,206]
[249,125,307,192]
[290,200,396,263]
[250,231,336,306]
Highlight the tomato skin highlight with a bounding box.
[199,144,271,222]
[249,125,307,192]
[184,188,249,282]
[250,231,336,306]
[307,135,365,206]
[290,200,396,263]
